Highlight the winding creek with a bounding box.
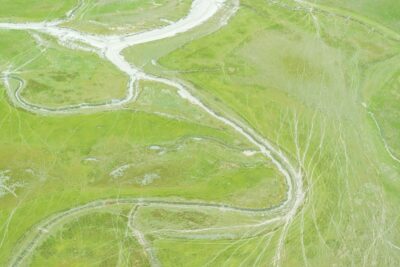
[0,0,304,266]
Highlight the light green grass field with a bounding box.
[31,210,149,266]
[126,0,400,265]
[0,31,129,108]
[62,0,192,35]
[314,0,400,33]
[0,0,77,22]
[0,80,287,264]
[0,0,400,266]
